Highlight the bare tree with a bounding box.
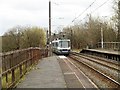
[2,26,46,52]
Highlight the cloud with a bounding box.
[0,0,113,35]
[0,0,49,35]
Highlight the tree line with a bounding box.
[1,0,120,52]
[62,16,116,49]
[61,0,120,50]
[2,26,46,52]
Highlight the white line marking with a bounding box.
[64,72,75,75]
[58,56,67,59]
[63,58,85,88]
[67,57,99,89]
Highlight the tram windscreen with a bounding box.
[59,41,70,48]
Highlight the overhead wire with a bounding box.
[71,0,97,23]
[66,0,96,27]
[54,0,96,29]
[68,0,111,26]
[91,0,110,14]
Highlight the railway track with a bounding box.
[68,53,120,88]
[70,52,120,83]
[57,55,99,88]
[72,52,120,70]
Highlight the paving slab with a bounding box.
[17,56,66,88]
[87,49,120,55]
[58,56,84,88]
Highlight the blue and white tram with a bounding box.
[52,39,71,55]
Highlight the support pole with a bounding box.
[118,1,120,51]
[71,29,72,50]
[49,0,52,56]
[101,28,103,49]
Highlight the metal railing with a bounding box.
[1,47,48,88]
[80,49,120,61]
[97,42,120,51]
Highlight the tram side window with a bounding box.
[55,42,58,47]
[52,43,54,47]
[59,41,69,48]
[68,41,70,47]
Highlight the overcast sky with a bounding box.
[0,0,114,36]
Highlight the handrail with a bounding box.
[1,47,48,89]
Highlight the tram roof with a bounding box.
[52,39,70,42]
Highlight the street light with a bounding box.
[100,23,103,49]
[100,16,108,49]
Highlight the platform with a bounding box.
[87,49,120,55]
[17,56,66,88]
[16,55,98,88]
[80,49,120,61]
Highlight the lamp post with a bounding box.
[118,1,120,42]
[71,29,73,50]
[49,0,52,56]
[101,26,103,49]
[100,23,104,49]
[100,16,108,49]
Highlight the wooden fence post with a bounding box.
[11,69,15,84]
[19,64,22,77]
[4,55,8,84]
[1,47,48,88]
[25,50,28,71]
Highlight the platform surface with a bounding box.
[17,56,66,88]
[87,49,120,55]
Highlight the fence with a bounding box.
[1,47,48,88]
[97,42,120,51]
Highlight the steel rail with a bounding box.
[69,55,120,87]
[71,52,120,71]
